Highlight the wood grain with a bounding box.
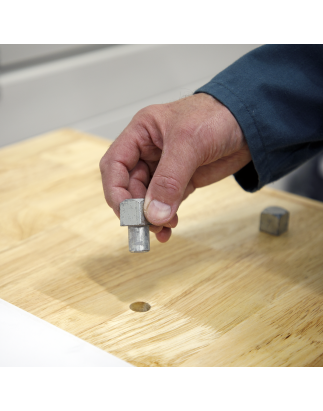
[1,129,323,366]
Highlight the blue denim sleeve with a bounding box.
[194,45,323,192]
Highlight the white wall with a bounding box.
[0,44,260,147]
[0,44,108,68]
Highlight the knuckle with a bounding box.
[99,157,105,173]
[134,104,161,123]
[99,142,116,174]
[153,174,182,197]
[99,156,108,174]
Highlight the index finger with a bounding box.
[99,127,142,217]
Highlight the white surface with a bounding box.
[0,298,132,367]
[0,45,108,68]
[0,44,260,147]
[73,76,212,141]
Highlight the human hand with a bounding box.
[100,93,251,243]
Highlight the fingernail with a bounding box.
[147,200,171,222]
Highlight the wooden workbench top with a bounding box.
[1,129,323,367]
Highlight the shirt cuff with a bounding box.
[194,81,272,192]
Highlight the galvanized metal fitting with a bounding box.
[120,198,150,253]
[260,206,289,236]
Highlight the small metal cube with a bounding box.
[120,198,148,226]
[260,206,289,236]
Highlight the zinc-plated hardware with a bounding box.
[120,198,150,253]
[260,206,289,236]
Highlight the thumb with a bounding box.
[144,142,198,225]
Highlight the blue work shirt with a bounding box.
[195,44,323,192]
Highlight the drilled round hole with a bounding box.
[130,302,151,312]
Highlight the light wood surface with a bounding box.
[1,129,323,367]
